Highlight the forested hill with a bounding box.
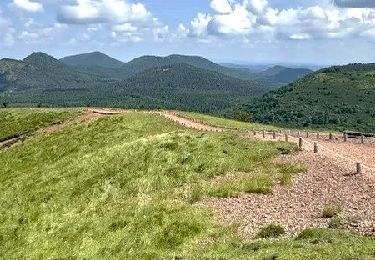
[60,52,125,68]
[0,53,111,92]
[0,53,269,115]
[67,53,265,82]
[107,63,268,113]
[61,52,312,85]
[260,66,313,84]
[243,63,375,132]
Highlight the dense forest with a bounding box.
[243,64,375,132]
[0,53,273,115]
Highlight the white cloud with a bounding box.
[12,0,43,12]
[210,0,232,14]
[247,0,268,14]
[0,9,16,47]
[180,0,375,42]
[58,0,152,24]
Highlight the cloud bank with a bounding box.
[180,0,375,42]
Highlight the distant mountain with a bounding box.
[109,63,268,112]
[0,53,270,115]
[243,63,375,132]
[60,51,124,68]
[0,53,109,93]
[66,53,278,84]
[260,66,313,83]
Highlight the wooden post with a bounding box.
[329,133,333,140]
[344,133,348,142]
[314,142,319,153]
[361,135,364,144]
[262,130,265,139]
[317,133,320,139]
[273,132,276,139]
[306,132,309,138]
[356,163,362,175]
[299,137,303,150]
[285,134,289,142]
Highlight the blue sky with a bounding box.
[1,0,375,65]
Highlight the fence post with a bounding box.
[262,130,265,139]
[299,137,303,150]
[273,131,276,139]
[361,135,364,144]
[344,133,348,142]
[356,163,362,175]
[306,132,309,138]
[329,133,333,140]
[285,134,289,142]
[314,142,319,153]
[317,133,320,139]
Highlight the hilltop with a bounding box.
[60,51,125,68]
[260,65,313,84]
[243,63,375,132]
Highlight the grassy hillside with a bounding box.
[0,110,374,259]
[60,51,124,68]
[176,111,279,131]
[0,108,81,141]
[244,64,375,133]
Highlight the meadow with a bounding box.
[0,109,374,259]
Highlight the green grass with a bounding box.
[0,110,373,259]
[0,108,82,141]
[256,224,286,238]
[176,111,280,131]
[322,204,341,218]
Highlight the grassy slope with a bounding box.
[0,108,82,141]
[177,111,280,131]
[0,111,373,259]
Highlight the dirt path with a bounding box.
[40,108,131,134]
[159,111,223,132]
[160,112,375,238]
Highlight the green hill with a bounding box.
[68,54,266,82]
[0,53,269,115]
[0,53,110,93]
[103,63,271,113]
[1,109,373,259]
[60,51,125,68]
[243,63,375,132]
[260,66,313,83]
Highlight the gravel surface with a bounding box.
[201,152,375,239]
[162,113,375,238]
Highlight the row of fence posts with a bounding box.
[259,130,364,176]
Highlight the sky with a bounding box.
[1,0,375,65]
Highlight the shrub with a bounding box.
[256,224,285,239]
[328,217,344,229]
[322,204,341,218]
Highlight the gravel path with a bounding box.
[161,113,375,238]
[202,151,375,238]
